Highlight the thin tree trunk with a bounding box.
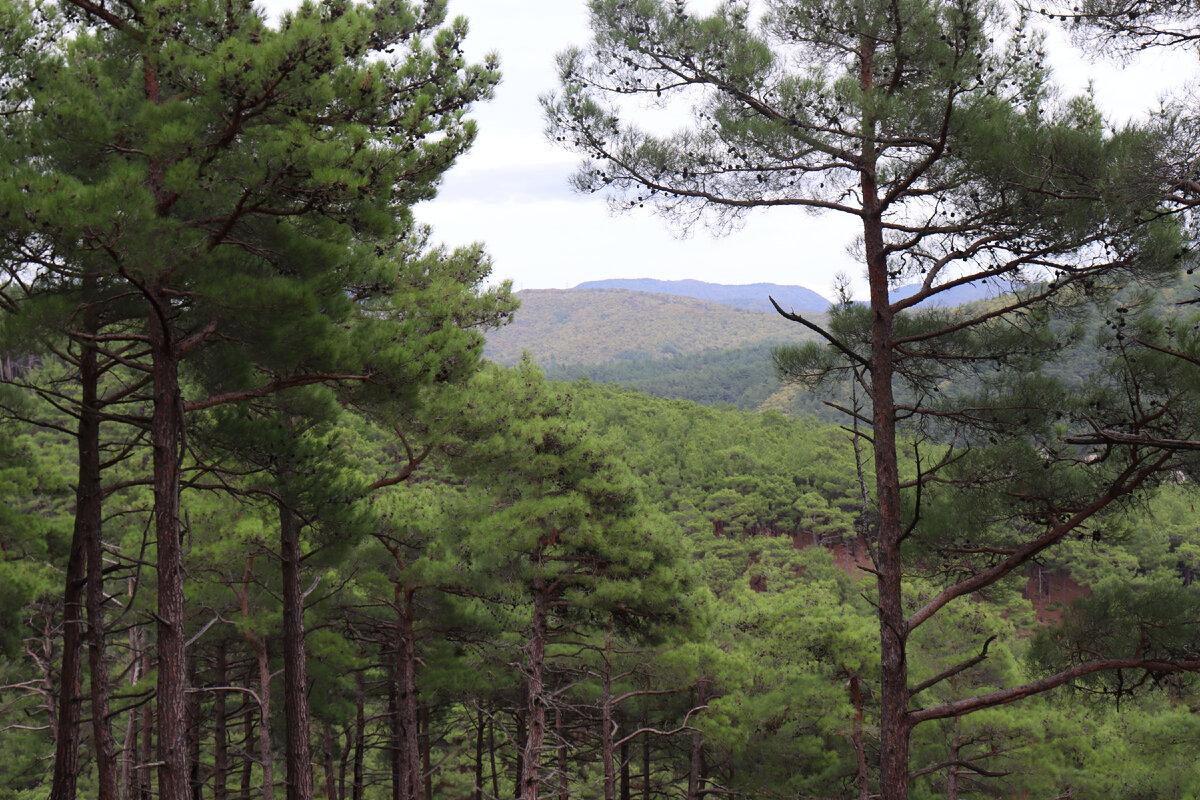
[850,676,870,800]
[121,632,138,800]
[187,655,203,800]
[280,503,314,800]
[120,597,143,800]
[340,726,352,800]
[521,581,549,800]
[49,483,86,800]
[620,736,630,800]
[489,712,499,800]
[600,630,616,800]
[946,717,960,800]
[254,636,276,800]
[388,665,402,800]
[420,705,432,800]
[241,705,254,800]
[641,690,650,800]
[514,705,526,800]
[141,664,154,800]
[555,708,568,800]
[50,282,103,800]
[241,555,276,800]
[352,676,365,800]
[686,683,707,800]
[474,707,485,800]
[214,643,228,800]
[322,722,339,800]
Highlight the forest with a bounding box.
[4,1,1200,800]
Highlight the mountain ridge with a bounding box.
[573,278,832,313]
[573,276,997,312]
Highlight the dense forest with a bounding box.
[5,2,1200,800]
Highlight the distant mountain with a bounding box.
[571,277,1003,312]
[484,288,818,367]
[572,278,832,314]
[889,281,997,307]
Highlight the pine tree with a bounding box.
[1,2,501,798]
[546,1,1193,796]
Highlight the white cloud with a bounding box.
[256,1,1200,298]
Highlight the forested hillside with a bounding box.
[482,289,817,366]
[6,3,1200,800]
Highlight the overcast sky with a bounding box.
[263,1,1198,300]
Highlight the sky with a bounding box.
[261,1,1199,300]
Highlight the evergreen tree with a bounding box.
[1,2,502,798]
[546,1,1192,796]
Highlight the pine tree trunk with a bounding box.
[352,677,365,800]
[50,285,103,800]
[340,726,352,800]
[858,31,909,800]
[474,707,485,800]
[686,683,707,800]
[555,708,568,800]
[521,580,549,800]
[141,671,155,800]
[641,694,650,800]
[214,643,228,800]
[489,712,500,800]
[120,601,144,800]
[254,636,277,800]
[620,734,630,800]
[388,668,402,800]
[241,706,254,800]
[149,288,189,800]
[392,588,421,800]
[86,569,118,800]
[188,656,203,800]
[946,717,961,800]
[850,676,870,800]
[514,702,527,800]
[600,631,616,800]
[49,470,87,800]
[323,722,338,800]
[242,556,276,800]
[420,705,432,800]
[121,626,138,800]
[281,503,315,800]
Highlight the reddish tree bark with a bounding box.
[520,579,550,800]
[213,643,228,800]
[281,503,314,800]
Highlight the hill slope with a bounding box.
[484,288,818,367]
